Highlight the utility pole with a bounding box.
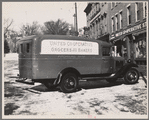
[74,2,78,36]
[25,11,27,36]
[25,11,27,27]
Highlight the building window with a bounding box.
[111,2,113,9]
[97,19,100,35]
[111,17,114,32]
[93,24,95,35]
[95,21,97,37]
[97,3,99,12]
[143,2,147,18]
[119,11,123,29]
[127,5,131,25]
[90,26,92,36]
[115,14,118,31]
[115,2,118,6]
[112,2,115,8]
[135,2,140,22]
[111,2,115,9]
[96,21,98,31]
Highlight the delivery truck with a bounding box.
[16,35,139,93]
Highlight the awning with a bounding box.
[110,32,138,43]
[110,35,125,43]
[132,29,146,36]
[97,33,109,40]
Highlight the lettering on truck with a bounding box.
[40,40,99,55]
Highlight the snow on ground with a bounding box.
[3,53,148,119]
[4,53,18,60]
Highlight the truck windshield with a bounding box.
[102,47,111,56]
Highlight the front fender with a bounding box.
[53,67,80,85]
[114,63,138,78]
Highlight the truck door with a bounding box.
[101,46,114,74]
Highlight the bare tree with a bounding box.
[43,19,70,35]
[4,18,13,38]
[20,21,41,36]
[3,18,14,54]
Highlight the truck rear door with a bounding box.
[18,41,32,78]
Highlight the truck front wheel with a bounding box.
[60,73,78,93]
[124,68,139,84]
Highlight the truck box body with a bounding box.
[16,35,140,93]
[17,35,115,80]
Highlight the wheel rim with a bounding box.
[126,70,138,82]
[64,76,76,90]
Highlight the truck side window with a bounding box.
[26,43,30,53]
[20,44,23,53]
[102,47,110,56]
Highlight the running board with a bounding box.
[82,74,116,80]
[82,77,108,80]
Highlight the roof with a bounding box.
[17,35,111,46]
[84,3,92,15]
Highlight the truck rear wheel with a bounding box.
[60,73,78,93]
[124,68,139,84]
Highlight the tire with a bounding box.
[43,81,57,90]
[106,78,117,83]
[60,73,78,93]
[124,68,139,84]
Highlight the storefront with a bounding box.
[110,21,147,66]
[133,31,146,64]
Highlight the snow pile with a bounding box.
[4,53,18,60]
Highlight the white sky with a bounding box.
[2,2,87,32]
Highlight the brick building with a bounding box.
[84,2,111,42]
[84,2,147,66]
[109,2,147,65]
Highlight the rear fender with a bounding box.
[114,63,138,78]
[53,67,80,85]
